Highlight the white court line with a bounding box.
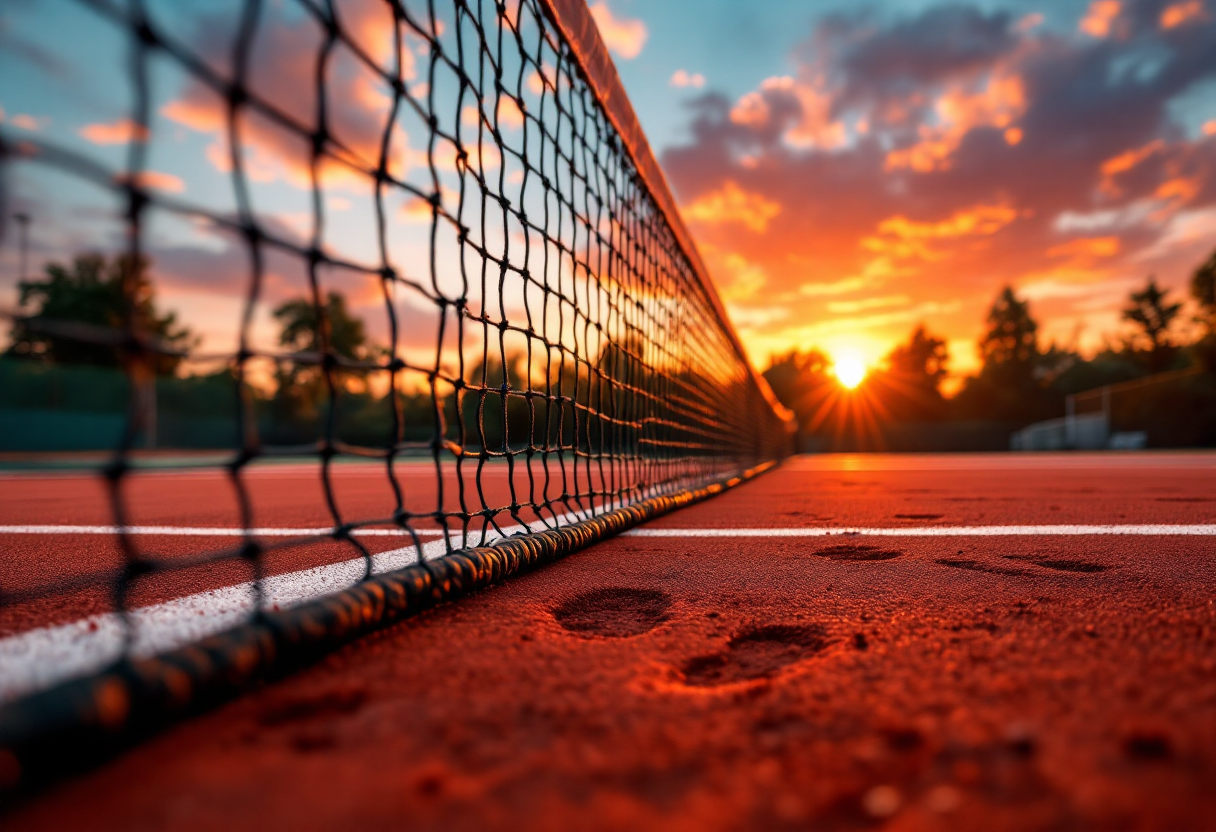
[4,520,1213,702]
[624,524,1216,537]
[0,525,447,537]
[8,523,1216,539]
[0,510,605,702]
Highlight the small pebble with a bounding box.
[863,784,902,818]
[926,784,962,813]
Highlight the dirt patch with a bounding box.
[815,544,903,561]
[893,513,944,520]
[552,587,672,638]
[935,558,1026,576]
[257,684,368,727]
[680,624,830,687]
[1003,556,1108,573]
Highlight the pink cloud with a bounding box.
[158,3,419,192]
[119,170,186,194]
[7,113,47,131]
[588,2,648,60]
[671,70,705,89]
[79,119,149,145]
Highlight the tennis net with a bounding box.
[0,0,791,789]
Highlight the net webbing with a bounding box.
[0,0,791,713]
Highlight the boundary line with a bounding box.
[6,523,1213,538]
[625,524,1216,537]
[0,525,447,537]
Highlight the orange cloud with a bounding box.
[1101,140,1164,178]
[1046,236,1121,259]
[1160,0,1207,28]
[1205,120,1216,136]
[826,295,910,314]
[160,98,220,133]
[1099,139,1165,194]
[1079,0,1121,37]
[872,204,1018,241]
[861,204,1018,266]
[1155,176,1199,203]
[588,2,647,60]
[885,73,1025,171]
[717,253,768,300]
[683,181,782,232]
[79,119,149,145]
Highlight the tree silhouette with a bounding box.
[7,252,194,373]
[887,325,948,392]
[1191,248,1216,334]
[979,286,1038,381]
[271,292,371,416]
[878,325,949,421]
[950,287,1053,423]
[1122,277,1181,373]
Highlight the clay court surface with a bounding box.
[3,452,1216,830]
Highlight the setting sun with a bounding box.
[833,354,868,389]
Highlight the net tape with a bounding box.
[0,0,790,691]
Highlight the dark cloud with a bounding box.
[829,6,1019,110]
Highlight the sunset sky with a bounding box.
[599,0,1216,384]
[1,0,1215,391]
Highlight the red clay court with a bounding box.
[3,452,1215,829]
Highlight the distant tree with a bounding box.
[950,287,1055,423]
[1189,247,1216,375]
[762,349,834,443]
[1122,277,1182,373]
[7,252,194,373]
[979,287,1038,379]
[272,292,371,415]
[1192,248,1216,334]
[887,325,948,392]
[274,292,369,362]
[762,349,832,413]
[877,325,949,421]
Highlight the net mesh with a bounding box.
[0,0,789,694]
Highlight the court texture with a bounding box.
[2,451,1214,830]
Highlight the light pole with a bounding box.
[13,212,30,283]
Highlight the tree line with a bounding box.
[2,252,705,455]
[762,247,1216,449]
